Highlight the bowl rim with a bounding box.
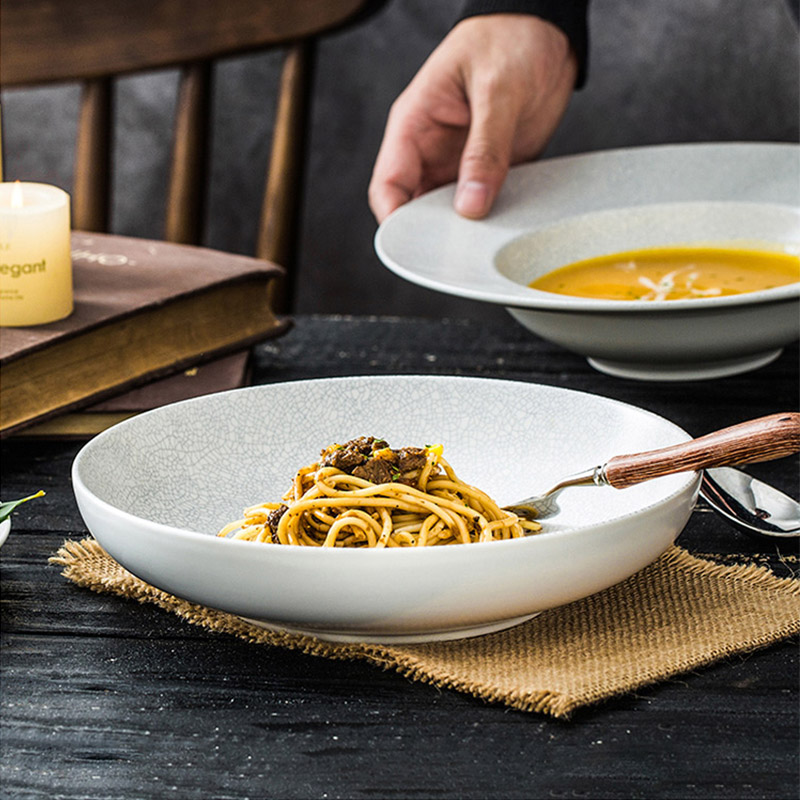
[374,143,800,314]
[377,213,800,313]
[72,374,700,558]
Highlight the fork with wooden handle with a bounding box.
[505,412,800,519]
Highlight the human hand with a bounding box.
[368,14,578,223]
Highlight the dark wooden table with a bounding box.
[2,315,798,799]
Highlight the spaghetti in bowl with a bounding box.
[72,375,699,643]
[218,437,542,548]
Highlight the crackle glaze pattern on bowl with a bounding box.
[375,143,800,381]
[72,376,699,643]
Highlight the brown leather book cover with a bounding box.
[0,232,290,435]
[17,350,253,438]
[88,350,252,412]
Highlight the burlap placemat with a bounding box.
[51,539,800,719]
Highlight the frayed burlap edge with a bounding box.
[50,538,800,719]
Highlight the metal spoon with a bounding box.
[506,412,800,521]
[699,466,800,538]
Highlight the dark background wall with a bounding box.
[2,0,798,322]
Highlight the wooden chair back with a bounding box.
[0,0,373,311]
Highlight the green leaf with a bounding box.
[0,490,45,523]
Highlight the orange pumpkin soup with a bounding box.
[528,246,800,301]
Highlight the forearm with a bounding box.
[457,0,589,87]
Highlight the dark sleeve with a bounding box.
[456,0,590,88]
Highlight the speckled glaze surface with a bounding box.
[73,376,699,642]
[375,143,800,380]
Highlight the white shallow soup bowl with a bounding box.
[72,376,700,643]
[375,143,800,381]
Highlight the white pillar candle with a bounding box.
[0,181,73,327]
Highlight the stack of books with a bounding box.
[1,232,290,438]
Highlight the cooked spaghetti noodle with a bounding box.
[218,437,541,548]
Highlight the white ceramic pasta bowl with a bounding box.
[375,143,800,381]
[72,376,700,643]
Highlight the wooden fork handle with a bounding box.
[603,412,800,489]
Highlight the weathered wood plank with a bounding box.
[2,631,797,799]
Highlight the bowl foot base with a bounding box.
[238,611,542,644]
[587,349,783,382]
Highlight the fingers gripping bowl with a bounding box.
[72,376,699,643]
